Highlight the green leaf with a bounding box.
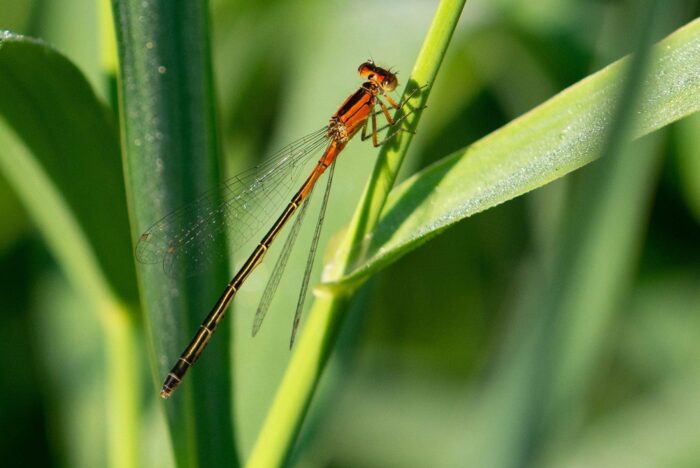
[676,112,700,222]
[0,32,136,303]
[501,3,668,463]
[0,32,139,468]
[110,1,239,466]
[327,17,700,289]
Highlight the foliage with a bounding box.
[0,1,698,467]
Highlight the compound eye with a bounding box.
[383,75,398,91]
[358,61,373,74]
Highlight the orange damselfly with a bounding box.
[136,61,421,398]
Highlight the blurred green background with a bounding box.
[1,0,699,467]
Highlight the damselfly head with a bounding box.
[358,61,398,93]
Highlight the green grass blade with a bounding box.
[326,16,700,290]
[443,3,674,465]
[247,1,468,466]
[523,0,666,455]
[676,112,700,222]
[110,1,238,466]
[0,32,139,468]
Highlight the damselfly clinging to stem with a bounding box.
[136,61,423,399]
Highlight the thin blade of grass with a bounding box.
[247,1,468,466]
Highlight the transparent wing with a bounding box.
[136,127,329,277]
[251,192,313,337]
[290,160,336,349]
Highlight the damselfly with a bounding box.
[137,61,421,398]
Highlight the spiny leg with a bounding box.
[360,103,383,147]
[361,97,417,146]
[371,104,380,147]
[385,94,401,110]
[364,104,422,137]
[361,85,428,146]
[378,96,396,124]
[369,97,424,147]
[360,109,372,143]
[387,83,426,112]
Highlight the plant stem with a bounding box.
[246,1,467,466]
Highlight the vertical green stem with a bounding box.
[247,1,467,466]
[336,0,467,264]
